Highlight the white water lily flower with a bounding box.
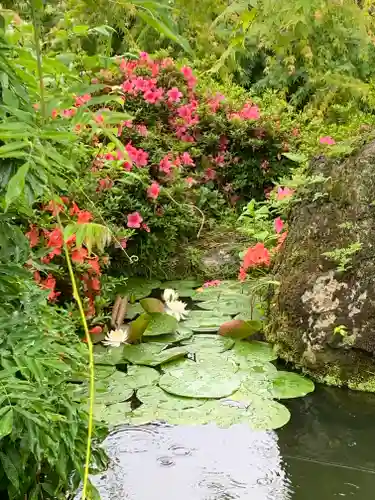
[102,327,129,347]
[163,288,179,302]
[164,300,189,322]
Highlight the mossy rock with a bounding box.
[267,143,375,391]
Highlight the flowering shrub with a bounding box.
[49,52,295,278]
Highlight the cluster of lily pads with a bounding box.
[83,279,314,430]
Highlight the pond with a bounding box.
[90,384,375,499]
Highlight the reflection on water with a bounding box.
[92,385,375,499]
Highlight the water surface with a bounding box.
[92,385,375,499]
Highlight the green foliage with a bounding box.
[322,241,362,272]
[0,281,106,499]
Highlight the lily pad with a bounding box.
[143,328,193,344]
[197,296,250,315]
[137,385,205,411]
[182,310,231,332]
[192,288,246,302]
[94,345,125,366]
[95,365,159,404]
[126,302,144,319]
[245,396,291,430]
[140,297,164,313]
[161,279,201,297]
[232,340,277,362]
[95,402,132,426]
[219,319,261,339]
[95,365,116,379]
[272,371,315,399]
[119,278,161,301]
[143,312,178,336]
[159,363,241,399]
[122,343,188,366]
[181,334,235,354]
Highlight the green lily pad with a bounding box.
[232,340,277,362]
[161,279,201,297]
[140,298,164,313]
[234,306,264,322]
[137,385,205,411]
[95,365,116,379]
[95,365,159,404]
[181,334,235,354]
[197,296,250,315]
[192,288,246,302]
[159,363,241,399]
[143,328,193,344]
[182,310,231,332]
[127,312,151,342]
[272,371,315,399]
[119,278,161,301]
[126,302,143,319]
[94,345,125,366]
[245,396,291,430]
[143,312,178,336]
[95,402,132,426]
[123,343,188,366]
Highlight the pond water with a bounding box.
[91,384,375,499]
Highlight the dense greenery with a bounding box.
[0,0,374,498]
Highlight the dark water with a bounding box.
[91,385,375,499]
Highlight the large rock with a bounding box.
[267,142,375,391]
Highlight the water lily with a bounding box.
[164,300,189,322]
[162,288,179,302]
[102,327,129,347]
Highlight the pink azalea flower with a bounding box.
[124,120,133,128]
[141,223,151,233]
[167,87,183,103]
[127,212,143,228]
[74,94,91,107]
[94,113,104,124]
[274,217,284,234]
[181,66,194,79]
[136,124,148,136]
[319,136,335,145]
[147,182,160,200]
[159,155,173,174]
[62,108,76,118]
[185,177,196,187]
[276,187,295,201]
[143,88,164,104]
[240,103,260,120]
[204,168,216,181]
[180,152,195,166]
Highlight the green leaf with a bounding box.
[120,278,161,301]
[219,319,262,339]
[159,363,241,399]
[5,162,29,209]
[0,451,19,491]
[93,345,125,366]
[0,141,28,157]
[143,312,178,336]
[182,310,231,332]
[127,312,151,342]
[137,385,205,411]
[161,279,201,297]
[232,341,277,362]
[126,302,143,319]
[95,402,132,426]
[95,365,116,379]
[140,297,164,313]
[0,407,13,439]
[122,343,188,366]
[2,88,19,108]
[181,334,234,354]
[282,152,308,163]
[143,327,193,344]
[197,296,250,315]
[272,371,315,399]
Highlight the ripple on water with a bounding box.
[89,423,291,500]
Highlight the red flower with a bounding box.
[69,202,81,215]
[90,277,101,292]
[136,124,148,137]
[65,234,76,246]
[98,178,114,191]
[62,108,76,118]
[275,231,288,252]
[243,243,271,271]
[71,247,88,264]
[180,152,195,166]
[46,228,63,248]
[33,271,41,283]
[143,88,163,104]
[238,267,247,282]
[185,177,196,187]
[320,136,335,145]
[142,223,151,233]
[47,247,62,260]
[51,108,58,119]
[44,200,63,216]
[25,224,39,248]
[274,217,284,234]
[77,211,92,224]
[159,155,173,174]
[127,212,143,228]
[90,326,103,334]
[167,87,183,103]
[147,182,160,200]
[240,103,260,120]
[276,187,295,201]
[40,274,60,301]
[94,113,104,124]
[74,94,91,107]
[87,256,101,275]
[204,168,216,181]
